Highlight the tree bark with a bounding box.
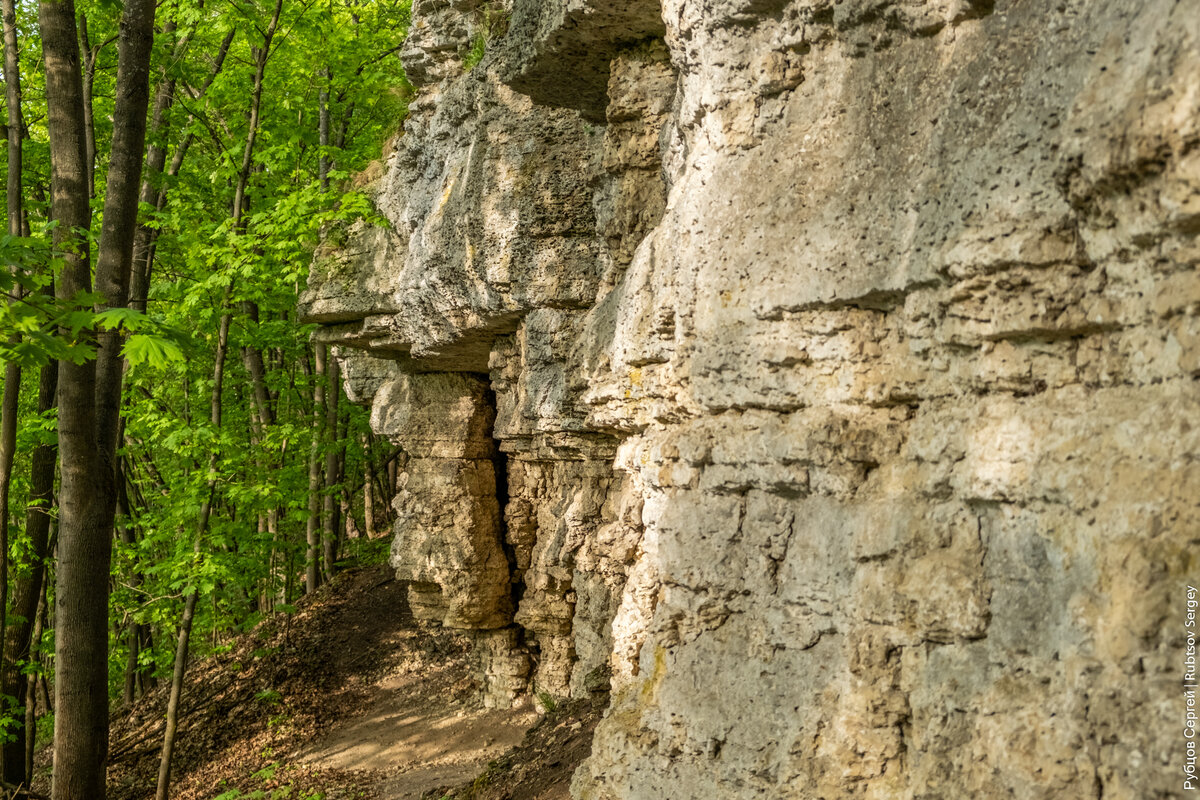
[127,19,180,314]
[137,624,156,697]
[4,0,22,234]
[94,0,157,485]
[0,360,18,704]
[24,581,46,785]
[240,300,276,434]
[47,0,157,794]
[306,344,325,593]
[78,13,96,198]
[1,361,56,786]
[116,458,152,708]
[154,586,197,800]
[41,0,103,793]
[318,67,330,190]
[321,355,340,580]
[155,306,230,800]
[130,26,233,314]
[0,3,25,774]
[362,434,375,539]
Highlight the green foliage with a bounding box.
[462,2,509,71]
[0,234,102,368]
[0,695,22,745]
[1,0,416,709]
[463,34,487,72]
[252,762,279,782]
[101,0,414,692]
[534,685,558,713]
[211,759,328,800]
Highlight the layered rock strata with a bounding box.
[301,0,1200,796]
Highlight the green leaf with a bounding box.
[95,307,150,332]
[124,334,185,369]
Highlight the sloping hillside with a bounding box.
[97,566,591,800]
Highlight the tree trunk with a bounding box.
[42,0,104,792]
[137,624,156,697]
[123,618,138,706]
[0,2,25,775]
[94,0,157,484]
[306,344,325,593]
[116,461,149,708]
[1,360,56,786]
[321,355,340,580]
[154,587,197,800]
[4,0,22,234]
[131,27,235,313]
[362,434,375,539]
[78,13,96,198]
[24,582,46,785]
[155,307,230,800]
[267,506,281,606]
[318,67,330,191]
[0,360,18,728]
[47,0,157,794]
[127,18,179,314]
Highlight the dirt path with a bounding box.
[105,566,539,800]
[298,667,536,799]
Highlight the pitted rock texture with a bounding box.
[300,0,1200,796]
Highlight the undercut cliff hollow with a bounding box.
[299,1,1200,796]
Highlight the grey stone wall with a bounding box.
[300,1,1200,796]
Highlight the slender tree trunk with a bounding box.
[131,26,233,314]
[306,344,326,593]
[335,101,355,155]
[94,0,157,481]
[240,325,282,607]
[78,13,96,198]
[321,355,340,580]
[138,624,156,696]
[269,511,283,607]
[4,0,21,233]
[155,307,230,800]
[95,0,157,719]
[127,19,180,314]
[0,359,17,714]
[154,586,198,800]
[75,16,118,201]
[42,0,104,792]
[24,582,45,784]
[318,67,330,191]
[241,302,275,429]
[116,461,150,708]
[362,434,375,539]
[0,1,25,769]
[123,618,138,705]
[1,361,56,786]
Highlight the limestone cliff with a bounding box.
[300,0,1200,796]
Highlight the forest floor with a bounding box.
[88,565,603,800]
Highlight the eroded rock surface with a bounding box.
[300,0,1200,796]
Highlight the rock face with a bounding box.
[300,0,1200,796]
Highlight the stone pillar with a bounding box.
[371,371,513,629]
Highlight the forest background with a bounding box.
[0,0,415,796]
